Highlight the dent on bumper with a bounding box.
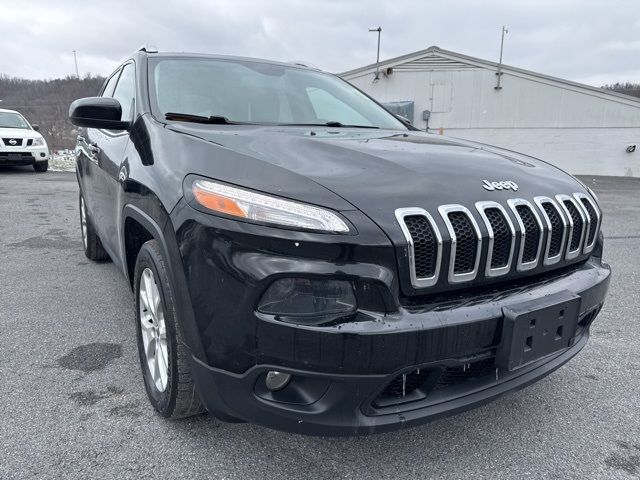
[191,259,610,436]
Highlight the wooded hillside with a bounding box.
[602,82,640,98]
[0,75,105,150]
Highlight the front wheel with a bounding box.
[33,161,48,172]
[79,191,109,261]
[134,239,204,419]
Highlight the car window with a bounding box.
[306,87,370,126]
[101,70,121,98]
[0,112,30,129]
[111,63,136,122]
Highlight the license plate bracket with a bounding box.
[496,290,581,371]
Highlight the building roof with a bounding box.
[340,46,640,106]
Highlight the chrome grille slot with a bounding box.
[556,194,586,259]
[405,216,437,278]
[534,197,567,266]
[449,213,476,273]
[486,210,510,267]
[573,193,600,253]
[395,208,442,288]
[476,201,515,277]
[508,199,543,271]
[438,205,481,283]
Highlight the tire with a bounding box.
[33,161,48,172]
[134,239,204,419]
[79,191,110,261]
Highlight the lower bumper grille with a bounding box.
[0,152,35,161]
[375,356,496,405]
[432,357,495,390]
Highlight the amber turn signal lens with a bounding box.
[192,184,247,218]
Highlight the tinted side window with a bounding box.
[112,63,136,122]
[101,71,121,98]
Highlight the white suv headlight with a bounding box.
[32,138,45,147]
[191,179,350,233]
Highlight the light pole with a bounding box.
[495,26,508,90]
[72,50,80,78]
[368,26,382,80]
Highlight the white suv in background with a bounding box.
[0,108,49,172]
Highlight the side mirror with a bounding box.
[31,124,40,131]
[69,97,130,130]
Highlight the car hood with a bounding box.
[0,127,40,139]
[168,124,585,232]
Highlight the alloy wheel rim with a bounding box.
[80,196,87,249]
[139,267,169,392]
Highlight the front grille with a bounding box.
[448,212,477,274]
[2,138,23,146]
[396,191,600,290]
[404,215,437,278]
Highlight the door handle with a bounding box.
[88,143,101,154]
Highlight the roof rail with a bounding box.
[138,44,159,53]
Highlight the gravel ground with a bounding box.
[0,168,639,480]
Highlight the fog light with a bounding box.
[265,371,291,391]
[258,278,357,325]
[40,152,46,158]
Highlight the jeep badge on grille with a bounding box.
[482,180,519,191]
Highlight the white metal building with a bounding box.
[341,46,640,177]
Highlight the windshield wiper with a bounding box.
[164,112,241,125]
[280,121,379,129]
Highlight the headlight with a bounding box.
[258,278,357,325]
[31,138,45,146]
[191,179,350,233]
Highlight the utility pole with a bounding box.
[72,50,80,78]
[495,26,508,90]
[368,26,382,81]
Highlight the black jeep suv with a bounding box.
[69,48,610,436]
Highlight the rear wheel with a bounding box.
[134,239,204,418]
[33,161,48,172]
[79,191,109,261]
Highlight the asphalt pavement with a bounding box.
[1,168,639,479]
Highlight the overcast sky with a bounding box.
[1,0,638,86]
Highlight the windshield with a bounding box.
[0,112,30,129]
[150,57,406,129]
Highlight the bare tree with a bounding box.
[0,74,105,150]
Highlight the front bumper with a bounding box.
[0,147,49,166]
[186,253,609,435]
